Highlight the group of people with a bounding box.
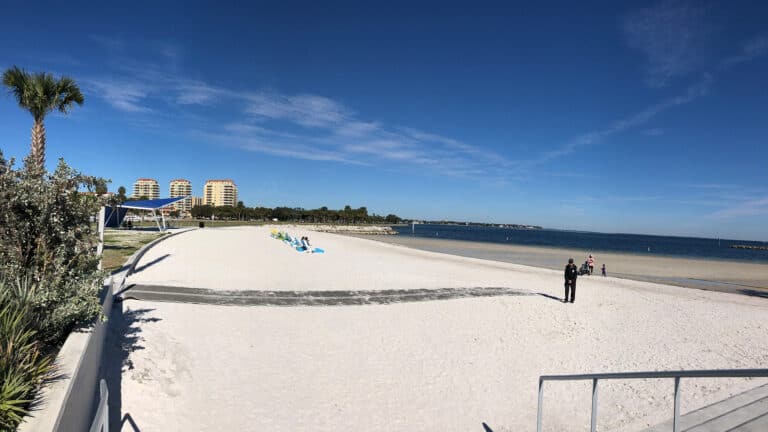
[562,253,606,303]
[270,229,324,254]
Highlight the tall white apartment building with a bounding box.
[169,179,193,214]
[132,178,160,200]
[203,179,238,207]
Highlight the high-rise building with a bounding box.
[169,179,192,214]
[190,196,203,208]
[203,179,238,207]
[133,178,160,200]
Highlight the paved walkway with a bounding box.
[123,284,535,306]
[644,384,768,431]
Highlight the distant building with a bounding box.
[203,179,238,207]
[190,196,203,208]
[169,179,192,214]
[133,178,159,200]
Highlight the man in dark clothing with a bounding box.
[564,258,578,303]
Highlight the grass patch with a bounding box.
[102,230,166,272]
[130,220,266,228]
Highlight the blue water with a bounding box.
[391,224,768,264]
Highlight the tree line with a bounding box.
[191,203,402,224]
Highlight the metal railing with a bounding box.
[88,379,109,432]
[536,368,768,432]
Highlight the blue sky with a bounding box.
[1,1,767,240]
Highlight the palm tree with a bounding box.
[2,66,84,171]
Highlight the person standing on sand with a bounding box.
[602,263,606,277]
[564,258,578,303]
[588,254,595,275]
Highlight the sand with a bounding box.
[356,235,768,293]
[113,227,768,431]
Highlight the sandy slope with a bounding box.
[357,235,768,292]
[115,227,768,431]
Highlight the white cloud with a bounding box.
[530,65,719,164]
[623,1,712,87]
[84,79,152,112]
[710,196,768,219]
[175,81,227,105]
[336,121,380,137]
[84,48,509,178]
[89,34,124,52]
[245,93,349,128]
[720,35,768,70]
[643,128,664,136]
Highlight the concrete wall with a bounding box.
[17,278,117,432]
[19,229,193,432]
[54,281,115,432]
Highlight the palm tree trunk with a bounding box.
[30,120,46,171]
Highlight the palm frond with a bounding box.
[55,76,84,114]
[1,66,32,109]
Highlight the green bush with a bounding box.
[0,291,54,431]
[0,153,104,346]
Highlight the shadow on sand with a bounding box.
[536,292,563,302]
[103,303,161,431]
[740,289,768,299]
[130,254,171,275]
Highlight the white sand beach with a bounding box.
[113,227,768,431]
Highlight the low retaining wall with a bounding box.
[19,229,193,432]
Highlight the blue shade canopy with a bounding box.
[119,197,187,210]
[103,206,129,228]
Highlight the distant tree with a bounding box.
[191,205,214,219]
[385,214,401,224]
[116,186,127,203]
[94,178,108,195]
[2,66,84,172]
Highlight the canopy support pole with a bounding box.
[152,209,162,231]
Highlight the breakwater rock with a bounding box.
[730,244,768,251]
[281,224,398,235]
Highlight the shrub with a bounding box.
[0,153,105,429]
[0,291,54,431]
[0,147,110,430]
[0,153,104,346]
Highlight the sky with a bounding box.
[0,1,766,240]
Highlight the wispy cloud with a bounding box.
[216,94,519,180]
[710,196,768,219]
[623,0,712,87]
[245,93,349,128]
[719,35,768,70]
[84,79,153,112]
[89,34,124,52]
[644,128,664,136]
[531,74,712,163]
[79,35,525,181]
[533,28,768,165]
[175,81,229,105]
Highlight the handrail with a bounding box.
[537,368,768,432]
[88,379,109,432]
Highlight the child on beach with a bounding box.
[601,263,606,277]
[588,254,595,275]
